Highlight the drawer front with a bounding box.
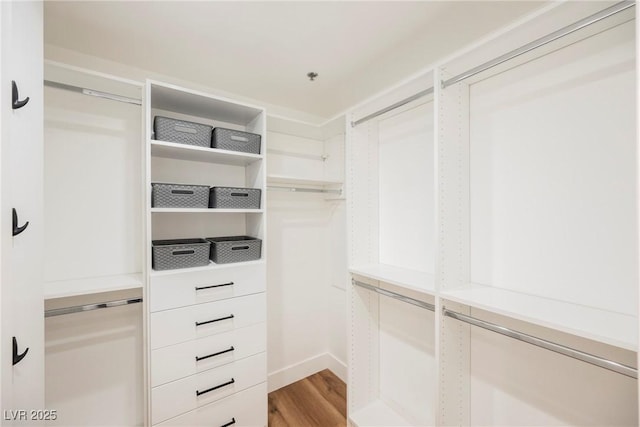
[156,382,267,427]
[151,263,266,312]
[151,293,265,350]
[152,352,266,425]
[152,322,266,387]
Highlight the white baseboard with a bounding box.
[268,352,348,392]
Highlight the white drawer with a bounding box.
[152,322,266,387]
[156,382,267,427]
[151,293,265,350]
[152,352,266,425]
[151,263,266,312]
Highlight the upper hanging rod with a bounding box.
[352,279,435,311]
[443,308,637,379]
[442,1,635,88]
[45,297,142,318]
[267,185,342,195]
[351,87,434,128]
[44,80,142,106]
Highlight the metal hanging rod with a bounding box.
[352,279,435,311]
[267,185,342,195]
[267,148,328,161]
[351,87,434,128]
[442,1,635,88]
[44,80,142,106]
[45,297,143,318]
[443,308,637,379]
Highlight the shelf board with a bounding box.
[267,174,342,186]
[350,400,413,427]
[442,284,638,351]
[150,259,265,277]
[45,273,143,300]
[150,140,263,165]
[349,263,436,296]
[151,208,263,214]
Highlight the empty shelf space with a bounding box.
[150,140,262,165]
[349,263,436,296]
[45,273,143,300]
[350,400,412,427]
[267,174,342,186]
[442,284,638,351]
[151,208,264,213]
[150,259,265,277]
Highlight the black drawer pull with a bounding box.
[196,314,234,327]
[171,189,194,195]
[196,378,235,396]
[195,282,234,291]
[220,418,236,427]
[12,81,29,109]
[173,249,195,256]
[231,246,249,251]
[196,346,234,362]
[230,193,249,197]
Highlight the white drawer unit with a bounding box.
[156,382,267,427]
[150,263,266,312]
[151,322,266,387]
[151,352,267,425]
[150,293,266,350]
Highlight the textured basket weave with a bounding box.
[209,187,261,209]
[154,116,212,147]
[212,128,261,154]
[207,236,262,264]
[152,239,211,271]
[152,183,210,208]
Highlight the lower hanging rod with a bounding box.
[45,297,143,318]
[352,279,435,312]
[267,185,341,195]
[443,308,637,379]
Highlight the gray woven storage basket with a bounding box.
[152,239,211,270]
[212,128,261,154]
[154,116,212,147]
[152,183,210,208]
[207,236,262,264]
[209,187,261,209]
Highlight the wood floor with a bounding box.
[268,369,347,426]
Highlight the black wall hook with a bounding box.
[12,208,29,237]
[12,337,28,366]
[12,81,29,110]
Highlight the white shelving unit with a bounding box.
[44,274,143,300]
[347,2,638,427]
[145,80,267,426]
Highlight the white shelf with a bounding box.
[267,174,342,186]
[151,208,263,214]
[44,273,143,300]
[150,80,263,126]
[442,284,638,351]
[150,140,262,166]
[349,263,436,296]
[150,259,265,277]
[350,400,413,427]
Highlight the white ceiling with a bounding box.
[44,1,545,120]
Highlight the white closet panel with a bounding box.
[44,86,142,282]
[469,20,636,315]
[378,101,435,273]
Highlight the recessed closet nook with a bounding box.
[1,1,638,426]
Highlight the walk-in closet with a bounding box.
[1,1,638,426]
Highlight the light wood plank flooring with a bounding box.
[268,369,346,426]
